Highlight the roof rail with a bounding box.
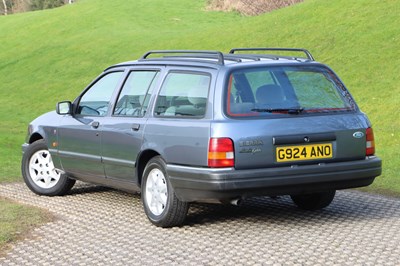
[163,54,242,63]
[140,50,225,65]
[229,48,315,61]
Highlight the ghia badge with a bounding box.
[239,139,263,154]
[353,131,364,139]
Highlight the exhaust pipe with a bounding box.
[230,198,242,206]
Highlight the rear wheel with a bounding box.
[290,190,336,210]
[22,139,75,196]
[141,156,188,227]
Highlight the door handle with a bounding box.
[132,124,140,131]
[91,121,100,129]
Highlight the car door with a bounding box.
[101,69,161,182]
[57,71,124,179]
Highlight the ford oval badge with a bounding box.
[353,131,364,139]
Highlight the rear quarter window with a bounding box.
[155,71,210,117]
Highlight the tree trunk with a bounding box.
[2,0,7,15]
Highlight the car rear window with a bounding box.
[226,65,355,117]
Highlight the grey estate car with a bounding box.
[22,48,382,227]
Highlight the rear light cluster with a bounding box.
[366,127,375,156]
[208,138,234,168]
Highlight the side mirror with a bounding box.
[56,101,72,115]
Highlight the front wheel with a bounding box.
[141,156,188,227]
[290,190,336,210]
[21,139,75,196]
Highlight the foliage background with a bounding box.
[0,0,399,253]
[0,0,70,15]
[0,0,399,190]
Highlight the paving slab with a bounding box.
[1,182,400,265]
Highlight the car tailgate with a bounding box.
[212,113,369,170]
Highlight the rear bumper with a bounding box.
[167,156,382,202]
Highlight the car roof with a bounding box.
[104,48,318,71]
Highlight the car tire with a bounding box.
[21,139,75,196]
[141,156,189,227]
[290,190,336,210]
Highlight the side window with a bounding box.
[114,71,159,117]
[154,72,210,117]
[77,72,123,116]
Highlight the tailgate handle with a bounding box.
[132,124,140,131]
[273,133,336,145]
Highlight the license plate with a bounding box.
[276,143,333,162]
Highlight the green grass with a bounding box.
[0,197,52,256]
[0,0,399,193]
[0,0,399,254]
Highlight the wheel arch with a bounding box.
[29,133,44,144]
[136,149,161,186]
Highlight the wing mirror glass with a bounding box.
[56,101,72,115]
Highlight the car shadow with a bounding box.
[185,192,397,226]
[67,182,114,195]
[67,183,399,227]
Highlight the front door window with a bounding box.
[77,72,123,116]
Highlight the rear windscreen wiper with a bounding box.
[251,108,304,114]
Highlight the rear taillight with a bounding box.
[208,138,234,168]
[366,127,375,156]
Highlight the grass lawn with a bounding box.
[1,0,398,192]
[0,0,399,253]
[0,197,53,256]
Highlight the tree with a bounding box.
[1,0,73,15]
[11,0,31,13]
[30,0,65,10]
[2,0,8,15]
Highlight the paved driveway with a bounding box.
[1,182,400,265]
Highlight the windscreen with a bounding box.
[226,65,355,117]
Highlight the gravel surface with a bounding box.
[1,182,400,265]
